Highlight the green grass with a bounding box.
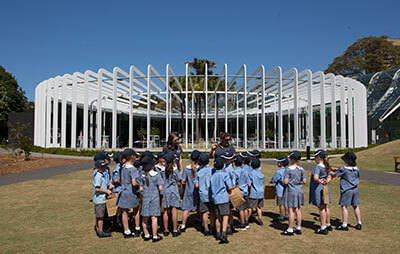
[0,163,399,253]
[330,139,400,172]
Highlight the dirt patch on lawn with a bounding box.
[0,153,90,175]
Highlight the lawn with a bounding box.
[0,162,399,254]
[329,139,400,172]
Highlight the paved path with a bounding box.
[262,159,400,187]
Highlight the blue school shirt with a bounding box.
[92,171,108,205]
[194,165,213,203]
[248,168,265,199]
[211,169,233,205]
[224,163,237,186]
[112,163,122,193]
[234,165,250,196]
[335,166,360,192]
[93,166,110,187]
[243,164,252,174]
[283,166,306,194]
[270,167,286,197]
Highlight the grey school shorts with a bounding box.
[276,196,283,206]
[94,204,106,218]
[236,195,249,211]
[199,202,215,213]
[249,198,264,209]
[215,202,230,216]
[339,188,360,207]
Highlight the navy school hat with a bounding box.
[133,159,141,168]
[289,150,302,160]
[314,149,328,159]
[142,161,154,171]
[239,152,249,158]
[93,152,110,161]
[94,159,108,167]
[121,148,138,158]
[155,152,165,160]
[190,150,201,161]
[247,149,261,158]
[113,152,121,164]
[341,152,357,165]
[199,153,210,165]
[213,157,225,170]
[140,155,155,166]
[141,151,153,160]
[164,152,177,164]
[275,156,289,166]
[221,150,235,160]
[235,155,243,165]
[251,157,261,169]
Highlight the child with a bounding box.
[93,152,114,189]
[93,159,112,238]
[211,157,233,244]
[271,156,289,221]
[221,151,236,234]
[247,149,261,158]
[154,152,166,173]
[139,159,164,242]
[180,150,201,232]
[116,148,141,238]
[310,149,332,234]
[112,152,122,194]
[331,152,362,231]
[161,152,182,237]
[281,151,306,236]
[195,153,215,236]
[234,154,250,230]
[248,157,265,226]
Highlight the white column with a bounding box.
[243,65,248,149]
[52,78,59,147]
[261,66,266,150]
[112,68,118,149]
[347,79,354,148]
[274,95,277,149]
[320,73,326,148]
[256,93,259,148]
[277,67,283,149]
[224,64,228,132]
[83,71,89,149]
[166,64,169,139]
[129,67,134,148]
[214,93,217,139]
[340,78,346,148]
[146,65,151,149]
[236,92,239,149]
[46,80,52,148]
[71,73,78,149]
[61,76,67,148]
[191,85,194,148]
[185,64,189,149]
[96,70,103,149]
[287,100,290,149]
[353,81,368,147]
[307,70,313,148]
[329,74,337,148]
[293,69,299,148]
[205,63,208,149]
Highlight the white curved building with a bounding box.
[34,64,368,150]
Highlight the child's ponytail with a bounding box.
[323,157,332,172]
[166,161,174,178]
[145,170,150,186]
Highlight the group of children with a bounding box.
[92,148,362,243]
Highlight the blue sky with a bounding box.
[1,0,399,101]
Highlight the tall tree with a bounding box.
[0,65,30,140]
[325,36,400,76]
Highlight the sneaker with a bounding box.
[203,229,212,236]
[245,222,250,229]
[355,224,362,230]
[152,235,163,243]
[281,230,294,236]
[97,231,112,238]
[294,229,302,235]
[163,231,169,237]
[219,235,229,244]
[123,232,133,238]
[315,228,328,235]
[335,225,349,231]
[172,231,181,237]
[235,224,247,231]
[255,219,264,226]
[326,225,333,231]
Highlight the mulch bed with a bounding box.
[0,153,90,175]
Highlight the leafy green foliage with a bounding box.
[325,36,400,76]
[7,121,32,160]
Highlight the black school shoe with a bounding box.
[143,235,152,241]
[203,229,212,236]
[215,232,222,240]
[355,224,362,230]
[281,230,294,236]
[163,231,169,237]
[335,225,349,231]
[315,228,328,235]
[152,235,163,243]
[219,235,229,244]
[123,232,134,238]
[172,231,181,237]
[255,219,264,226]
[97,231,112,238]
[133,230,141,237]
[326,225,333,231]
[180,226,186,232]
[293,229,302,235]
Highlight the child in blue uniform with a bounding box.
[161,152,182,237]
[331,152,362,231]
[112,152,122,194]
[234,155,250,230]
[154,152,166,173]
[241,152,253,223]
[281,151,306,236]
[270,156,289,221]
[310,149,332,234]
[139,159,164,242]
[221,151,236,234]
[116,148,140,238]
[180,150,201,232]
[195,153,215,236]
[93,159,112,238]
[93,152,113,189]
[248,157,265,226]
[211,157,233,244]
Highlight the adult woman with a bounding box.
[163,133,183,172]
[209,132,236,159]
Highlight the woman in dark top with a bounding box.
[163,133,183,172]
[209,132,236,159]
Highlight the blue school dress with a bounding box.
[112,163,122,193]
[116,164,139,209]
[139,169,164,217]
[211,169,233,205]
[248,168,265,199]
[336,166,360,206]
[224,163,237,186]
[270,166,286,198]
[194,165,213,203]
[282,166,306,208]
[181,165,200,210]
[235,166,250,197]
[161,167,181,208]
[309,164,331,206]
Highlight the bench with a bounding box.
[395,156,400,172]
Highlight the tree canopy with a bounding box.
[325,36,400,76]
[0,65,30,140]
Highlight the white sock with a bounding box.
[181,224,186,229]
[321,225,327,230]
[287,228,293,233]
[342,223,348,227]
[326,223,331,227]
[358,221,362,225]
[153,235,159,239]
[296,226,301,230]
[145,234,150,238]
[135,227,140,231]
[124,230,131,235]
